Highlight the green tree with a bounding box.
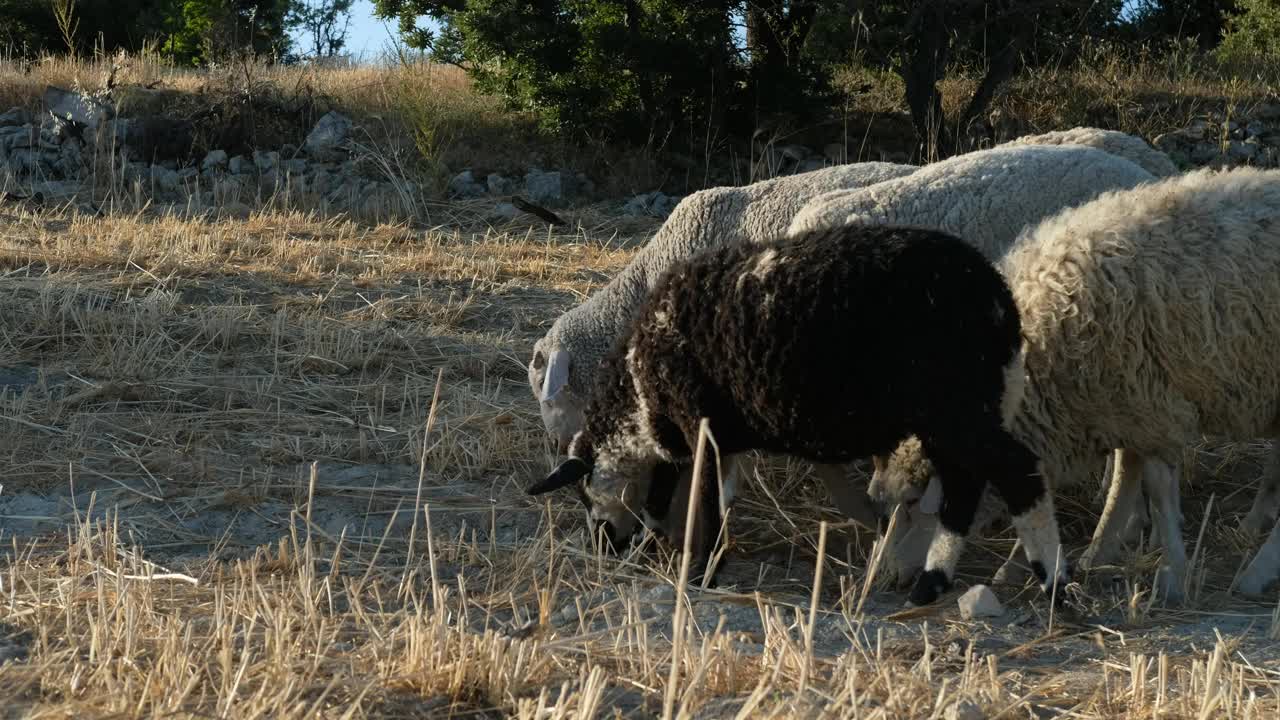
[1216,0,1280,65]
[169,0,295,64]
[288,0,354,58]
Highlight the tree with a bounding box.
[288,0,353,58]
[1127,0,1239,49]
[168,0,295,65]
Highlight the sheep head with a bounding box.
[868,435,943,518]
[525,430,665,551]
[529,338,585,453]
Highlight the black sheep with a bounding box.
[527,224,1068,606]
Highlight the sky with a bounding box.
[340,0,400,61]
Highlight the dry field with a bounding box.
[1,48,1280,719]
[0,197,1276,719]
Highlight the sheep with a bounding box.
[525,223,1069,608]
[869,166,1280,601]
[531,161,915,452]
[1001,127,1179,178]
[529,161,916,529]
[786,144,1156,247]
[781,144,1162,582]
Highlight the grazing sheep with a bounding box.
[526,224,1069,607]
[530,161,916,528]
[531,161,915,451]
[1002,127,1179,178]
[785,143,1160,582]
[872,166,1280,601]
[786,144,1156,246]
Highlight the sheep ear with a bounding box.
[527,457,590,495]
[540,349,571,402]
[918,476,943,515]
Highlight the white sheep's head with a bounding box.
[529,338,585,453]
[525,430,671,551]
[868,436,943,519]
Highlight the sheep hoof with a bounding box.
[1153,567,1186,606]
[908,569,951,606]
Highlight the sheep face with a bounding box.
[529,341,585,452]
[868,436,941,517]
[525,431,660,551]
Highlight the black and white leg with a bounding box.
[906,442,987,606]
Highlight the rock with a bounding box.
[448,170,486,199]
[201,150,228,172]
[487,202,521,221]
[622,191,679,218]
[228,155,248,174]
[1229,140,1257,162]
[1256,103,1280,121]
[151,165,180,192]
[775,144,811,163]
[305,111,352,161]
[43,86,112,129]
[0,108,30,127]
[282,158,308,175]
[0,126,34,150]
[822,143,846,163]
[310,169,333,195]
[486,173,516,196]
[177,166,198,181]
[281,143,299,158]
[253,150,279,173]
[525,168,574,206]
[957,584,1004,620]
[1246,121,1267,139]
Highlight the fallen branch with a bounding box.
[511,196,567,226]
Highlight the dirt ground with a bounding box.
[0,200,1278,718]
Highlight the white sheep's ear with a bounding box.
[540,349,571,402]
[918,476,943,515]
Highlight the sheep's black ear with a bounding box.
[527,457,591,495]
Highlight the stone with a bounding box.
[486,173,516,196]
[281,143,299,158]
[228,155,248,174]
[282,158,308,175]
[0,126,34,150]
[1256,103,1280,121]
[253,150,279,173]
[525,168,572,205]
[151,165,180,192]
[0,108,30,127]
[487,202,521,221]
[304,111,352,161]
[822,143,847,163]
[448,170,486,199]
[310,169,333,196]
[201,150,228,172]
[957,584,1004,620]
[43,85,113,129]
[1246,121,1267,139]
[622,191,679,218]
[1229,140,1258,162]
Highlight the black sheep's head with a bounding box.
[526,432,678,552]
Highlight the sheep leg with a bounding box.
[1081,448,1146,569]
[812,462,879,531]
[906,459,986,606]
[1143,457,1186,604]
[1237,517,1280,597]
[1241,441,1280,537]
[980,430,1069,601]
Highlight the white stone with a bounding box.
[957,584,1004,620]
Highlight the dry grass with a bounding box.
[0,195,1278,718]
[0,48,1279,718]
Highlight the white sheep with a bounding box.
[1001,127,1179,178]
[872,166,1280,601]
